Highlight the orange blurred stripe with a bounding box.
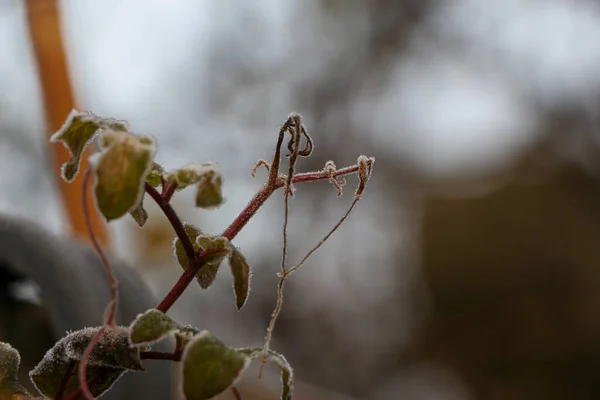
[26,0,110,247]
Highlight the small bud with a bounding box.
[355,155,374,200]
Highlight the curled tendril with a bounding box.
[323,161,346,196]
[251,159,271,177]
[285,114,313,158]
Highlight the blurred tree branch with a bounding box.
[25,0,109,247]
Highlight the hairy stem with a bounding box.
[156,248,230,313]
[145,182,195,261]
[78,326,106,400]
[83,168,118,325]
[221,184,275,241]
[77,168,120,400]
[150,151,367,314]
[287,198,359,276]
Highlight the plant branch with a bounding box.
[280,164,361,187]
[79,326,106,400]
[83,168,118,326]
[77,168,121,400]
[156,248,230,313]
[287,198,359,276]
[145,182,195,262]
[260,114,308,377]
[149,120,371,315]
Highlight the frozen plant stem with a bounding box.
[151,163,368,315]
[72,168,120,400]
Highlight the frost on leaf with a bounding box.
[129,309,181,346]
[0,342,37,399]
[195,235,231,289]
[29,327,143,399]
[173,225,232,290]
[228,248,251,310]
[91,131,156,221]
[173,223,203,268]
[165,163,224,209]
[181,331,248,400]
[50,110,129,182]
[194,168,224,209]
[146,162,166,187]
[237,348,293,400]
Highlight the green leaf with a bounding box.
[195,169,224,209]
[50,110,129,182]
[165,163,224,209]
[229,248,251,310]
[165,162,217,190]
[195,235,231,289]
[30,327,143,400]
[237,348,293,400]
[181,332,248,400]
[91,131,156,221]
[0,342,38,399]
[0,342,20,383]
[146,162,166,187]
[173,226,231,289]
[173,222,203,268]
[129,309,180,346]
[129,198,149,227]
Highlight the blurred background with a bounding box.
[2,0,600,399]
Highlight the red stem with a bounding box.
[145,182,195,262]
[221,183,275,240]
[156,248,229,313]
[151,163,363,314]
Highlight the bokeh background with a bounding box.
[2,0,600,399]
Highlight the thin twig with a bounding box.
[287,198,359,276]
[149,122,371,315]
[162,181,178,202]
[220,184,276,241]
[77,168,121,400]
[78,326,106,400]
[260,115,303,377]
[83,168,118,325]
[145,182,195,262]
